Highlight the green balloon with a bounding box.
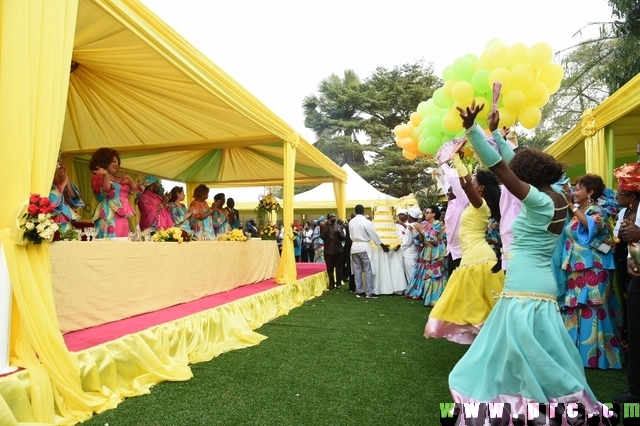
[471,69,491,95]
[424,136,441,155]
[412,126,422,141]
[452,57,473,82]
[427,115,443,135]
[417,101,429,117]
[441,134,454,144]
[442,65,454,81]
[418,117,429,132]
[432,88,453,109]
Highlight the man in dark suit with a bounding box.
[320,213,346,289]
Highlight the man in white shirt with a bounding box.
[349,204,389,298]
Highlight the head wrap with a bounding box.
[614,163,640,192]
[139,174,159,189]
[408,208,421,219]
[396,208,408,216]
[317,215,325,222]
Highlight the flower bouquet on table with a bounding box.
[217,229,248,241]
[259,221,278,240]
[19,194,58,245]
[257,193,281,212]
[152,227,191,243]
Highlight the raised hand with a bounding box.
[488,110,500,132]
[456,100,484,129]
[452,137,467,156]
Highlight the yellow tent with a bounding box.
[544,72,640,187]
[0,0,346,424]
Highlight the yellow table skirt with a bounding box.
[50,240,279,334]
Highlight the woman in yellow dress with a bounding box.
[424,152,505,344]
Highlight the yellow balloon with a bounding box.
[451,81,474,107]
[527,42,553,71]
[507,42,528,67]
[488,68,512,92]
[393,125,402,138]
[472,59,491,73]
[443,79,457,99]
[405,139,419,153]
[403,149,417,160]
[531,86,550,108]
[546,81,561,95]
[510,64,534,90]
[538,63,564,91]
[410,111,422,127]
[518,105,542,129]
[487,42,509,69]
[443,111,463,133]
[399,124,413,138]
[398,136,413,148]
[502,89,526,113]
[473,97,489,118]
[395,137,402,147]
[498,107,516,128]
[524,82,549,106]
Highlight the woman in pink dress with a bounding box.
[137,175,173,232]
[89,148,141,238]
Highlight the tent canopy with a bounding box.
[63,0,346,187]
[544,73,640,186]
[293,164,398,210]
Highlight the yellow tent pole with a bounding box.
[584,128,608,185]
[275,133,298,284]
[332,178,346,220]
[185,182,198,208]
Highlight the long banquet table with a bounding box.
[50,239,280,334]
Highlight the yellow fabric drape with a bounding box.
[584,128,610,187]
[0,1,119,424]
[332,178,347,220]
[276,134,298,284]
[0,265,328,425]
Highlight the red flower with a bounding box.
[584,270,598,286]
[588,356,598,368]
[567,277,575,290]
[597,271,609,283]
[38,197,51,207]
[574,261,585,271]
[610,336,619,348]
[99,210,106,219]
[27,204,39,216]
[581,308,593,319]
[29,194,40,204]
[116,208,125,216]
[107,225,116,235]
[597,308,607,320]
[575,276,586,289]
[593,260,603,269]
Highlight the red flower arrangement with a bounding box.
[19,194,58,244]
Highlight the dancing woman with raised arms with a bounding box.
[448,101,605,422]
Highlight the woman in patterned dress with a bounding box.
[167,186,193,232]
[560,174,623,369]
[89,148,140,238]
[189,184,213,238]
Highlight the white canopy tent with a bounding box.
[293,164,398,211]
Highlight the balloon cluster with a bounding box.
[394,40,564,160]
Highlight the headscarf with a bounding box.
[614,163,640,192]
[139,174,159,189]
[317,215,325,222]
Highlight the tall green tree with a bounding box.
[302,61,442,198]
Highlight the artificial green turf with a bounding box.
[81,288,625,426]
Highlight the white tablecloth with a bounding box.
[50,239,279,333]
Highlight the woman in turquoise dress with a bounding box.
[448,103,604,418]
[211,193,231,236]
[560,174,623,369]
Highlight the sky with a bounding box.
[141,0,615,196]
